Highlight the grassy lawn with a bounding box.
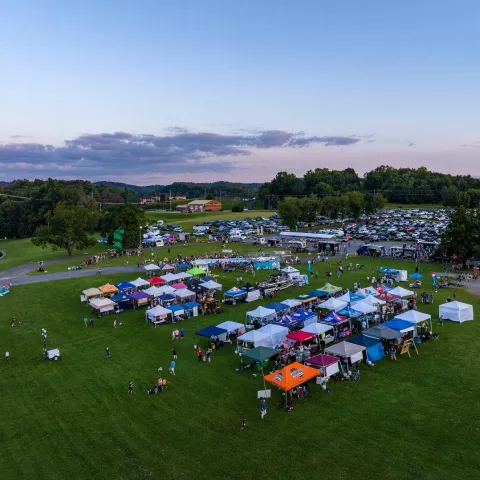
[1,255,480,479]
[385,203,444,210]
[0,238,107,273]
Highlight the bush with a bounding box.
[231,203,244,212]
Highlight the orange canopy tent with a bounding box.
[98,283,119,294]
[264,362,319,391]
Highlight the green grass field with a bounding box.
[1,255,480,479]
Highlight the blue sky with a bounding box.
[0,0,479,184]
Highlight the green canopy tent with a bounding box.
[186,267,206,276]
[242,346,279,363]
[320,283,342,294]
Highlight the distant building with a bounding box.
[176,204,188,212]
[184,199,222,212]
[169,194,187,200]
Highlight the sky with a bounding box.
[0,0,479,185]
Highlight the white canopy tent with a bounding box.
[216,321,244,335]
[146,305,171,321]
[389,286,414,298]
[301,323,334,337]
[317,298,348,312]
[144,286,163,297]
[89,297,117,314]
[161,273,178,283]
[439,301,474,323]
[200,280,223,290]
[175,289,196,299]
[144,264,160,272]
[281,265,299,274]
[325,341,366,363]
[130,277,150,288]
[350,301,377,314]
[282,299,302,309]
[360,295,386,306]
[353,289,368,298]
[156,285,176,295]
[394,309,432,332]
[237,330,271,349]
[174,272,193,280]
[246,306,276,326]
[258,324,289,347]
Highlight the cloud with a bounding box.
[462,140,480,148]
[408,142,415,147]
[10,135,30,139]
[0,129,360,180]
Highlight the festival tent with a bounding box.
[389,286,414,298]
[200,280,223,290]
[337,306,362,318]
[187,267,206,276]
[325,341,366,363]
[295,295,317,305]
[375,285,391,293]
[275,315,303,329]
[148,276,165,286]
[265,302,290,314]
[216,321,244,335]
[320,312,348,326]
[98,283,119,295]
[282,299,302,309]
[439,301,474,323]
[307,289,329,298]
[171,282,187,290]
[174,272,193,280]
[360,295,385,306]
[348,301,376,315]
[382,319,415,334]
[395,310,432,332]
[301,323,334,337]
[237,330,271,348]
[224,287,247,299]
[196,325,228,339]
[130,277,150,289]
[282,265,299,274]
[363,325,403,341]
[319,283,342,294]
[158,293,175,302]
[168,304,185,317]
[347,335,385,362]
[162,264,175,271]
[286,331,315,343]
[144,264,160,272]
[175,289,196,300]
[360,286,378,296]
[337,291,364,304]
[375,292,401,303]
[258,324,289,346]
[82,287,102,299]
[264,362,319,391]
[317,298,348,312]
[353,288,368,298]
[146,305,171,321]
[177,263,190,269]
[111,293,131,308]
[290,308,318,326]
[128,290,150,306]
[115,281,135,291]
[201,275,215,282]
[160,273,178,283]
[89,297,117,313]
[410,273,423,279]
[246,306,276,325]
[305,354,340,377]
[144,286,163,297]
[242,346,279,362]
[378,267,400,274]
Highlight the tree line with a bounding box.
[278,192,387,229]
[259,166,480,208]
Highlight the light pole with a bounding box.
[41,328,47,355]
[139,226,143,248]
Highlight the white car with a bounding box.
[46,348,60,360]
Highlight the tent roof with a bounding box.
[238,330,270,343]
[216,321,244,333]
[295,295,317,303]
[82,287,102,297]
[389,286,414,298]
[111,293,131,303]
[98,283,119,294]
[158,293,175,301]
[174,272,193,280]
[361,295,386,306]
[301,323,334,336]
[394,310,431,324]
[275,315,303,329]
[382,319,415,332]
[171,282,187,289]
[144,286,163,297]
[89,297,117,308]
[264,362,319,391]
[169,305,185,312]
[320,312,348,325]
[175,289,195,298]
[346,334,381,348]
[183,301,201,308]
[148,276,166,285]
[162,264,175,270]
[378,267,400,274]
[337,291,364,303]
[305,353,339,367]
[439,301,473,310]
[351,301,377,314]
[318,298,348,311]
[144,263,160,271]
[325,341,366,358]
[115,281,135,291]
[128,291,150,300]
[363,325,402,340]
[130,277,150,287]
[281,299,302,308]
[291,308,317,321]
[265,302,289,312]
[247,306,276,318]
[337,306,362,318]
[375,292,401,302]
[307,290,329,298]
[319,283,342,293]
[258,324,289,336]
[160,273,178,282]
[242,346,279,362]
[186,267,206,275]
[200,280,223,290]
[147,305,171,317]
[287,331,315,343]
[225,287,247,296]
[196,325,228,338]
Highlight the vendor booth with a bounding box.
[81,287,103,302]
[98,283,119,296]
[282,298,302,309]
[337,305,362,319]
[196,325,228,342]
[295,294,317,306]
[241,346,279,368]
[146,305,171,325]
[395,309,432,333]
[162,264,175,271]
[439,301,474,323]
[171,282,187,290]
[224,287,247,304]
[349,301,377,315]
[301,322,334,338]
[382,319,415,334]
[242,283,261,303]
[148,276,165,286]
[363,325,403,341]
[161,273,178,283]
[286,331,315,344]
[216,321,244,336]
[246,306,276,328]
[144,264,160,272]
[282,265,300,279]
[264,362,319,391]
[347,335,385,362]
[128,290,150,307]
[265,302,290,317]
[130,277,150,289]
[89,297,117,315]
[389,286,414,298]
[174,272,193,281]
[275,314,304,330]
[290,308,317,327]
[200,280,223,291]
[183,301,201,317]
[237,330,271,351]
[325,341,366,364]
[168,304,185,318]
[115,281,135,292]
[305,353,340,377]
[359,295,385,307]
[111,292,131,309]
[258,324,289,347]
[319,283,342,294]
[186,267,206,277]
[175,289,196,304]
[337,291,364,304]
[318,297,348,312]
[307,289,329,299]
[320,312,351,339]
[144,286,163,297]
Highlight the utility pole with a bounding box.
[169,189,172,211]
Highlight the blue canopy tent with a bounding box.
[183,301,201,309]
[347,334,385,362]
[177,263,190,269]
[159,293,175,302]
[378,267,400,274]
[224,287,247,300]
[195,325,228,339]
[382,319,416,334]
[290,308,317,326]
[409,273,423,279]
[111,292,131,308]
[169,304,185,314]
[307,289,329,298]
[115,281,135,291]
[275,315,303,330]
[265,302,290,314]
[337,306,362,318]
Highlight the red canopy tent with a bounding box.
[148,276,166,286]
[375,292,401,303]
[286,331,315,343]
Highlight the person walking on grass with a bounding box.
[113,319,117,328]
[180,327,185,340]
[106,347,111,358]
[260,398,267,420]
[84,317,88,328]
[89,317,94,326]
[170,359,176,375]
[128,382,134,393]
[389,345,396,361]
[206,347,212,363]
[172,347,177,360]
[241,416,247,430]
